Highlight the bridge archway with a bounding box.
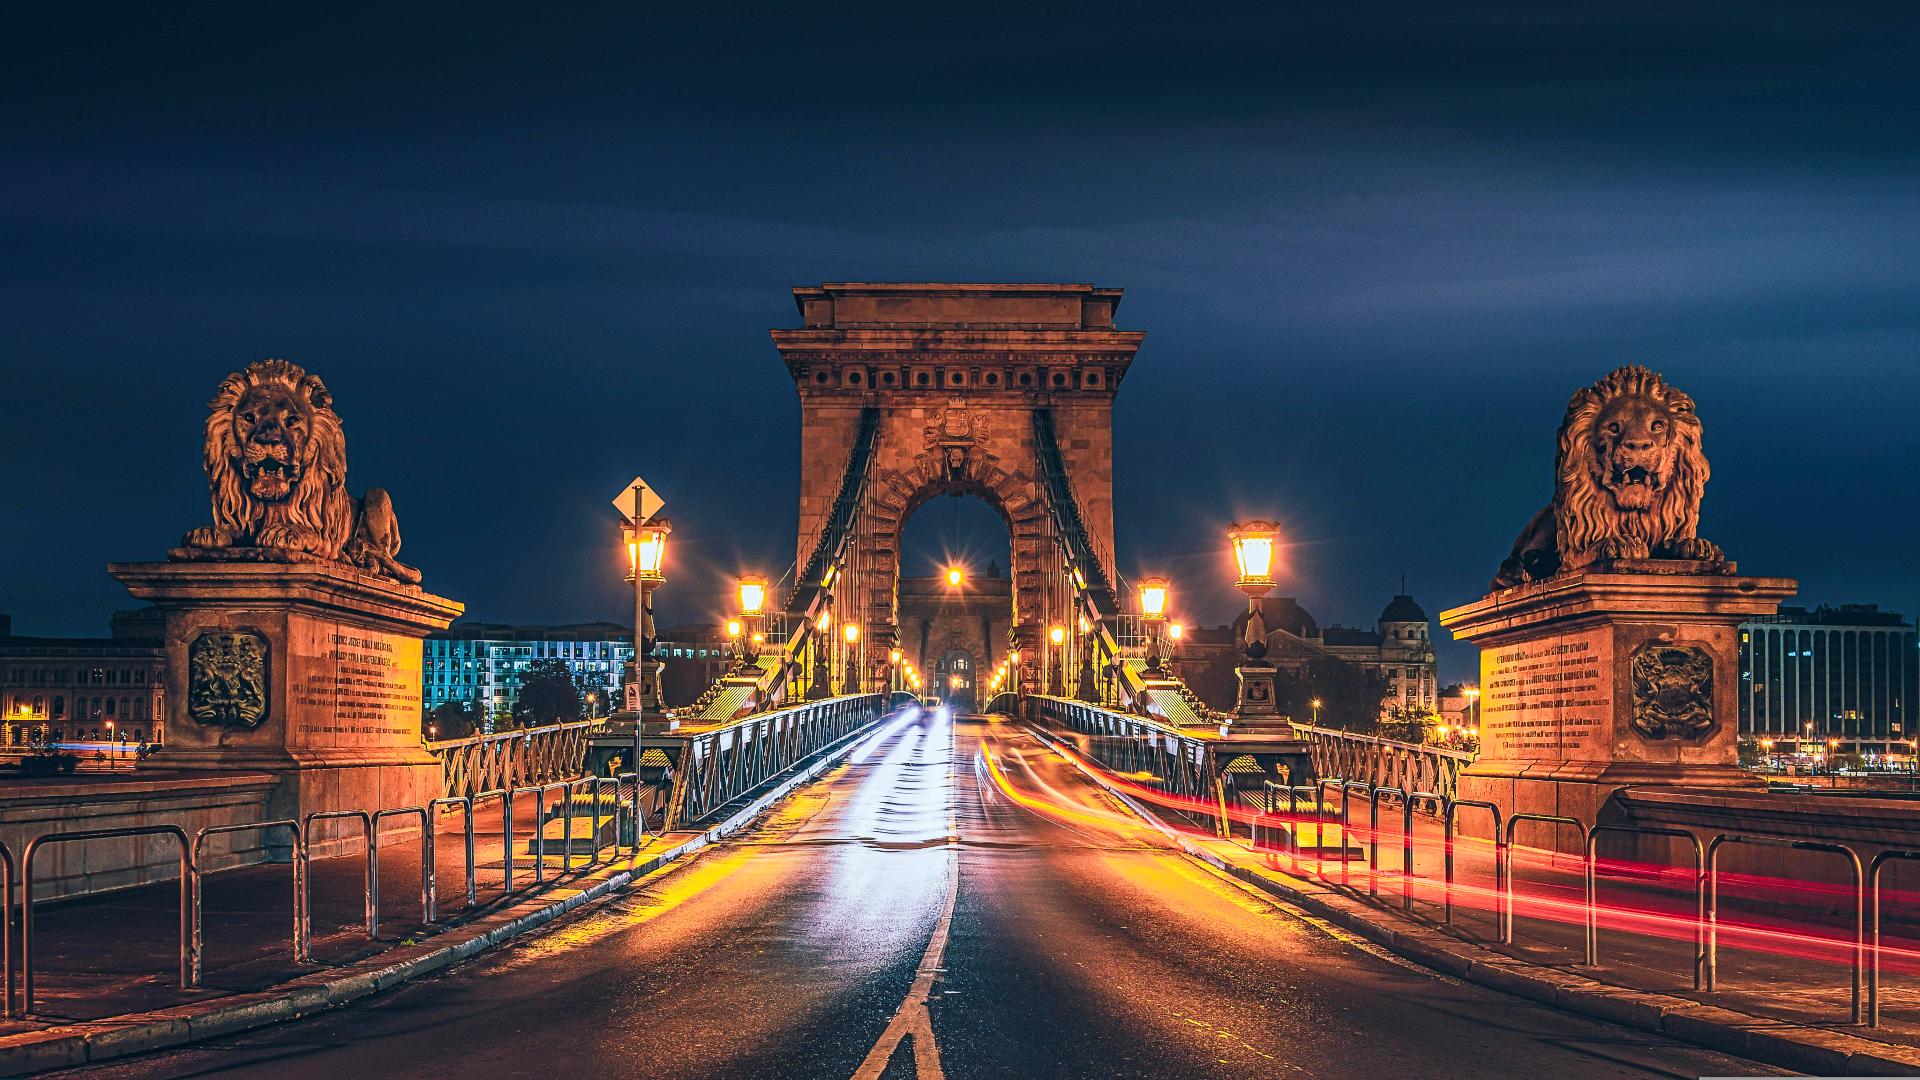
[773,284,1142,696]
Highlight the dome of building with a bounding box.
[1379,594,1427,624]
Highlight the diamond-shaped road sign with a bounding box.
[611,476,664,524]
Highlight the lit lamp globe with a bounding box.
[1229,521,1280,659]
[627,519,670,584]
[1049,625,1066,647]
[738,574,768,661]
[1137,577,1169,676]
[737,575,767,618]
[946,565,966,589]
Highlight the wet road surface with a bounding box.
[71,708,1783,1078]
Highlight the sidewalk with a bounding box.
[1039,731,1920,1077]
[0,794,629,1030]
[0,716,876,1074]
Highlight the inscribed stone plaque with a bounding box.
[1479,626,1613,761]
[287,618,423,748]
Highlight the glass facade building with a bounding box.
[1739,604,1918,745]
[424,621,731,730]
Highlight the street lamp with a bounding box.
[1076,612,1099,704]
[1137,577,1169,677]
[1311,697,1323,725]
[1229,521,1282,718]
[1167,622,1184,679]
[1048,625,1066,696]
[946,565,966,589]
[843,622,861,694]
[624,517,670,716]
[738,574,767,662]
[810,607,834,700]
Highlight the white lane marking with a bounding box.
[850,714,960,1080]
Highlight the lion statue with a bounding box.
[179,359,421,584]
[1491,365,1722,590]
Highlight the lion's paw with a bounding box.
[1663,537,1724,561]
[255,524,331,555]
[1597,536,1651,560]
[182,526,232,549]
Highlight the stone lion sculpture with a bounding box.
[1491,365,1722,590]
[179,359,421,584]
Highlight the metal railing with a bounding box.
[190,820,306,984]
[665,694,887,829]
[1292,724,1473,801]
[428,719,601,800]
[1869,849,1920,1025]
[1707,833,1864,1024]
[1443,799,1504,929]
[1029,695,1213,802]
[22,825,192,1016]
[1278,775,1897,1024]
[305,810,377,939]
[1501,814,1584,945]
[1586,825,1704,989]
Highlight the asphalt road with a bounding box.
[71,708,1784,1079]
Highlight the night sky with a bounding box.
[4,3,1917,682]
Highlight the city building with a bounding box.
[1739,603,1918,751]
[1180,593,1440,721]
[0,610,167,745]
[424,620,731,729]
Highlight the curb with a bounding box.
[1027,723,1920,1079]
[2,712,892,1075]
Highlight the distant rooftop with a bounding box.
[1757,604,1910,628]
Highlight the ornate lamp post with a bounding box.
[1167,622,1183,680]
[626,517,670,714]
[1138,577,1169,677]
[889,647,902,695]
[843,622,861,694]
[1230,520,1281,718]
[1048,625,1067,696]
[738,575,767,665]
[1076,614,1099,704]
[809,607,834,700]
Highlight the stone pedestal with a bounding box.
[1439,561,1794,845]
[1235,661,1280,718]
[108,560,463,826]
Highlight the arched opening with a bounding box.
[895,491,1011,711]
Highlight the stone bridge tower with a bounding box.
[773,283,1142,684]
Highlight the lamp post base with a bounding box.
[1235,663,1279,718]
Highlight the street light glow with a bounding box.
[1137,577,1168,619]
[627,519,670,582]
[737,575,767,617]
[946,565,966,588]
[1228,520,1279,588]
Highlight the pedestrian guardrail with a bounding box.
[1291,724,1473,801]
[190,820,306,984]
[22,825,192,1017]
[428,719,601,800]
[1270,775,1913,1026]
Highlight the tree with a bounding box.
[512,658,584,726]
[424,700,478,741]
[1275,657,1389,732]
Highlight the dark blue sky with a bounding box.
[3,3,1917,681]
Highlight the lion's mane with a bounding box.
[1552,365,1708,568]
[204,358,354,555]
